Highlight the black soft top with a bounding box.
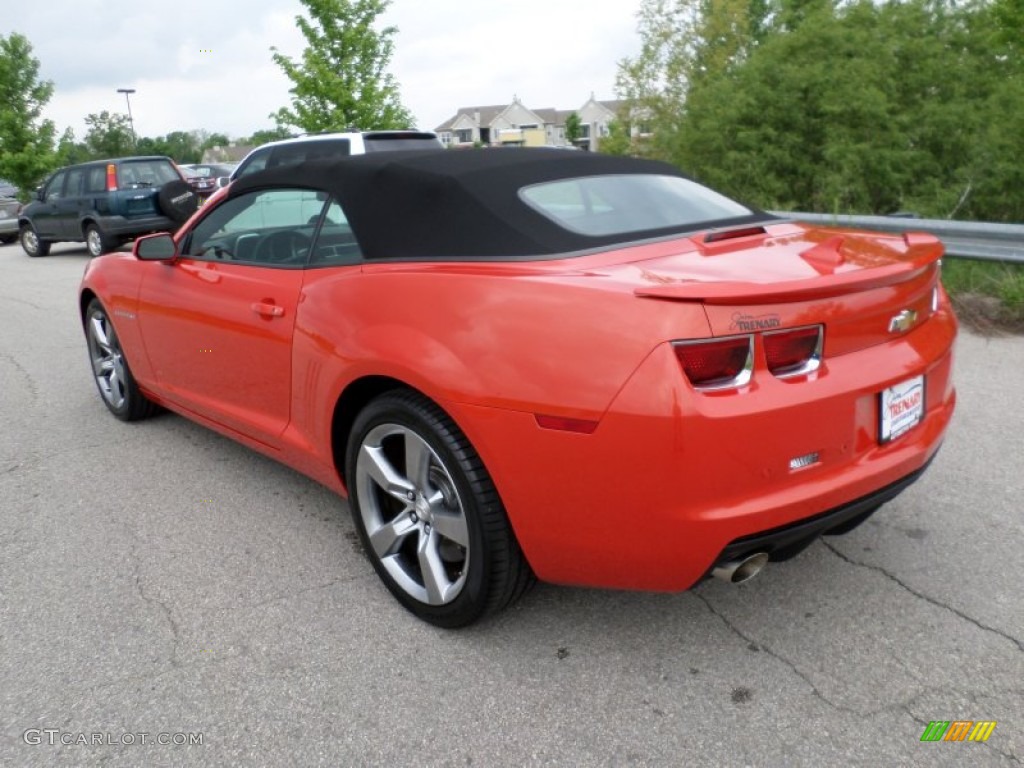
[228,148,769,260]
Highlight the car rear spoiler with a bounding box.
[634,232,943,305]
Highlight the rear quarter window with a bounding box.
[85,166,106,194]
[520,174,753,236]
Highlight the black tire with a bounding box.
[20,224,50,257]
[157,180,199,225]
[84,299,159,421]
[0,233,17,245]
[85,223,118,258]
[345,390,533,627]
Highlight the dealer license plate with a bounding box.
[879,375,924,443]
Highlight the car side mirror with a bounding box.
[134,232,177,261]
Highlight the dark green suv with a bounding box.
[18,156,198,257]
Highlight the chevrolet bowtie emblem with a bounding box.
[888,309,918,333]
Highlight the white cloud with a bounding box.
[3,0,644,139]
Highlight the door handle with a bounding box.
[251,302,285,318]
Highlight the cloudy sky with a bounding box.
[3,0,645,141]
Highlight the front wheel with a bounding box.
[345,390,533,627]
[20,224,50,257]
[84,299,158,421]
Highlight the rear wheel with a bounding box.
[20,224,50,257]
[85,299,158,421]
[85,224,117,257]
[345,390,533,627]
[0,233,17,244]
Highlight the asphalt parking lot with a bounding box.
[1,241,1021,767]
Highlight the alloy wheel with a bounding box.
[86,228,103,257]
[87,310,127,410]
[354,424,470,605]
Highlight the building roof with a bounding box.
[533,108,575,126]
[436,98,627,133]
[435,105,508,132]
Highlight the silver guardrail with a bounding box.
[771,211,1024,264]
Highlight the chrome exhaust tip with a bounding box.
[712,552,770,584]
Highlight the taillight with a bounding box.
[673,336,753,390]
[763,325,822,378]
[106,164,118,191]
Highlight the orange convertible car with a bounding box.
[79,149,956,626]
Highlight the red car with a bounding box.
[78,149,956,627]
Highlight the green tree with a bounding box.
[0,33,57,198]
[160,131,201,162]
[199,131,230,152]
[83,111,135,159]
[244,127,293,146]
[597,119,633,156]
[135,131,202,162]
[270,0,414,132]
[55,127,90,166]
[616,0,1022,221]
[564,112,582,145]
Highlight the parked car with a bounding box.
[0,178,21,243]
[0,196,21,244]
[0,178,20,243]
[179,163,237,201]
[19,156,197,257]
[78,149,957,627]
[230,130,443,182]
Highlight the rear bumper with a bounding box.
[709,450,935,573]
[98,215,177,238]
[444,307,957,592]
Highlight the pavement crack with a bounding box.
[693,591,864,716]
[127,528,182,668]
[226,576,354,613]
[0,350,39,403]
[0,294,46,312]
[823,541,1024,653]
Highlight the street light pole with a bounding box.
[117,88,137,146]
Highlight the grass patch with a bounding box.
[941,257,1024,333]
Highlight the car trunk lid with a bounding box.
[623,222,943,355]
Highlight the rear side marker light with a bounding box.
[673,335,753,390]
[535,414,599,434]
[764,325,822,378]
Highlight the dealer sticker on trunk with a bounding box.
[880,375,925,443]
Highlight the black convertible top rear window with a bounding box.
[229,148,772,260]
[520,174,753,237]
